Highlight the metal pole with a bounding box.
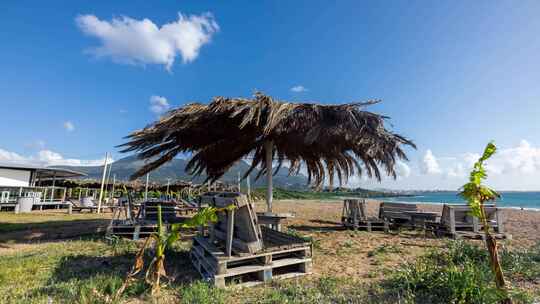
[166,178,170,194]
[111,174,116,199]
[247,175,251,198]
[144,173,149,201]
[265,140,273,212]
[50,172,56,203]
[105,158,113,192]
[237,172,241,193]
[97,152,109,213]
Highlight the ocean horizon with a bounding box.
[377,191,540,210]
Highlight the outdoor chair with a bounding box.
[341,199,388,232]
[427,204,510,239]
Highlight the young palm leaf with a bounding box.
[459,142,512,304]
[117,204,236,298]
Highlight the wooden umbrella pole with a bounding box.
[265,140,273,212]
[97,152,109,214]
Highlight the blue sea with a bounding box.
[378,191,540,210]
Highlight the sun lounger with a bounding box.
[341,199,388,232]
[68,199,115,213]
[210,192,263,255]
[190,192,312,287]
[379,202,418,225]
[141,201,188,223]
[427,204,511,239]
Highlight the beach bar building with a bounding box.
[0,163,85,212]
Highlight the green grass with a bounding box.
[378,241,539,304]
[0,234,538,303]
[0,212,107,233]
[252,187,402,201]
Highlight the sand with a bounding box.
[254,199,540,282]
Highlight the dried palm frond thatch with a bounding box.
[119,93,415,189]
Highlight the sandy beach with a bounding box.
[251,199,540,286]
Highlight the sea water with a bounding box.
[378,191,540,210]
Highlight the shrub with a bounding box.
[380,241,536,304]
[180,281,227,304]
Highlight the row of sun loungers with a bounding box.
[341,199,511,239]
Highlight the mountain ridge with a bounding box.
[55,155,309,189]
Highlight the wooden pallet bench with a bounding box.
[107,201,190,240]
[108,221,159,240]
[341,199,389,232]
[190,226,312,288]
[427,204,511,240]
[379,202,418,226]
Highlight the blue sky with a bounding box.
[1,1,540,190]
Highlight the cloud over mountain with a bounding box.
[76,12,219,71]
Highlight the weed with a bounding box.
[367,244,402,258]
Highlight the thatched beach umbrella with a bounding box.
[120,93,415,212]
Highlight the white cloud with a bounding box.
[76,12,219,71]
[290,85,308,93]
[149,95,170,114]
[420,150,441,174]
[0,147,112,167]
[64,121,75,132]
[485,140,540,175]
[0,149,26,162]
[446,163,465,178]
[396,161,411,178]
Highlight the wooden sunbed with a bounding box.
[341,199,388,232]
[174,199,199,215]
[379,202,418,226]
[427,204,511,239]
[140,201,188,223]
[68,199,115,213]
[190,192,312,287]
[211,192,263,255]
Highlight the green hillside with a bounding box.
[252,187,405,200]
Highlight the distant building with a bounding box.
[0,163,86,187]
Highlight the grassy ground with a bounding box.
[1,236,538,303]
[0,211,108,233]
[0,202,539,303]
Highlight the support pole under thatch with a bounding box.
[265,140,273,212]
[97,152,109,214]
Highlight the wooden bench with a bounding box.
[341,199,388,232]
[427,204,510,239]
[379,202,418,227]
[140,201,188,223]
[211,192,263,256]
[68,199,115,213]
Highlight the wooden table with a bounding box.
[256,212,295,231]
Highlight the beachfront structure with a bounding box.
[0,163,85,187]
[0,163,86,210]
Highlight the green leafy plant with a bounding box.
[459,142,512,304]
[116,204,235,298]
[381,241,536,304]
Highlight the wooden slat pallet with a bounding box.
[427,204,511,240]
[190,233,312,288]
[342,219,388,232]
[341,199,389,232]
[431,228,512,240]
[109,223,159,240]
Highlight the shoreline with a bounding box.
[370,196,540,211]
